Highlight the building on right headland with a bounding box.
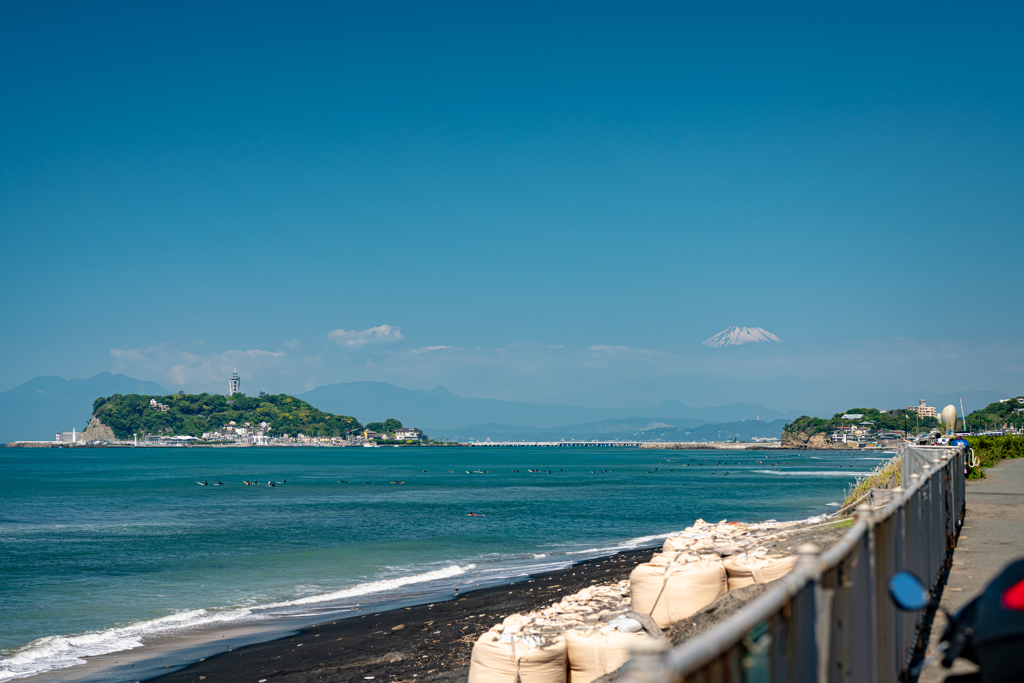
[228,371,240,396]
[906,399,937,419]
[56,429,79,443]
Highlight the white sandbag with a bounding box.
[469,625,567,683]
[647,551,681,566]
[661,536,692,552]
[629,556,727,628]
[565,624,650,683]
[723,553,797,591]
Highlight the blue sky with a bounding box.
[2,1,1022,412]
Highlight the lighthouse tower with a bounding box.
[228,371,240,396]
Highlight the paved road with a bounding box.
[919,457,1024,682]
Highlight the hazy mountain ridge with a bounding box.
[430,417,791,443]
[296,381,803,429]
[0,373,166,443]
[2,374,1008,445]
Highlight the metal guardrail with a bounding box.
[623,445,965,683]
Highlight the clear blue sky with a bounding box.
[2,1,1022,412]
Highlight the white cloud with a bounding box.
[108,343,298,390]
[409,345,461,354]
[328,325,404,347]
[588,345,658,356]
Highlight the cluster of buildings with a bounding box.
[201,420,272,445]
[362,427,424,442]
[829,416,906,449]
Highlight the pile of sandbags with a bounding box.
[627,519,798,625]
[470,517,806,683]
[661,518,768,554]
[469,581,665,683]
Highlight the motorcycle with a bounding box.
[888,559,1024,682]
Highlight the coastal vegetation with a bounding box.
[840,456,901,512]
[784,409,938,440]
[963,397,1024,432]
[366,418,403,435]
[964,434,1024,479]
[91,393,362,439]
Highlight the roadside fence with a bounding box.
[622,444,965,683]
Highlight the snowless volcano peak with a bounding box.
[702,326,782,348]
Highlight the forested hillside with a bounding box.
[783,408,939,439]
[92,393,362,439]
[964,397,1024,431]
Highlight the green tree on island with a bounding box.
[366,418,403,435]
[91,392,362,439]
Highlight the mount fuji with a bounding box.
[702,326,782,348]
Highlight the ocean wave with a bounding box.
[261,564,474,607]
[0,564,475,682]
[753,470,867,477]
[0,608,253,683]
[615,531,682,548]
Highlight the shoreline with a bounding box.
[144,547,659,683]
[141,515,852,683]
[2,447,867,683]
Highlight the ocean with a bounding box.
[0,446,886,682]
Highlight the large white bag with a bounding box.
[722,554,796,591]
[469,625,567,683]
[629,556,727,628]
[565,613,664,683]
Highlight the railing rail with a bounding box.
[624,445,965,683]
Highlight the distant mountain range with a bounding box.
[295,381,803,432]
[435,417,790,443]
[0,373,166,443]
[0,373,1010,445]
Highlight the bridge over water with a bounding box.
[463,440,642,447]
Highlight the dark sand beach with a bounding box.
[150,549,653,683]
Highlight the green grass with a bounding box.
[839,456,901,513]
[964,435,1024,479]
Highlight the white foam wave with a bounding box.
[754,470,866,477]
[0,564,475,682]
[616,531,682,548]
[261,564,474,608]
[0,608,252,683]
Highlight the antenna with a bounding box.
[959,397,966,432]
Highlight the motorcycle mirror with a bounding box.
[889,571,929,611]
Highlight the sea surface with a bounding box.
[0,446,887,682]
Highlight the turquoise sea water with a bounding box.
[0,446,884,681]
